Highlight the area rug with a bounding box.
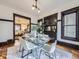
[39,48,72,59]
[55,48,72,59]
[0,47,7,59]
[7,47,72,59]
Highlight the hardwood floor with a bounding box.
[0,43,79,59]
[57,45,79,59]
[0,47,7,59]
[0,43,14,59]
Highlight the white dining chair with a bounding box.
[18,37,24,52]
[7,40,20,55]
[18,37,30,58]
[7,40,22,59]
[18,37,38,59]
[39,40,57,59]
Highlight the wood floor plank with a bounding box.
[57,45,79,59]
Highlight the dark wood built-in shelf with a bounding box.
[38,13,57,40]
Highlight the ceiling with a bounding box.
[0,0,77,17]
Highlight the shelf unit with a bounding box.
[38,13,57,40]
[38,19,44,33]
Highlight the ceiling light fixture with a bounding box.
[32,0,40,13]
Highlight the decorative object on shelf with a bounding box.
[32,0,40,13]
[44,14,57,35]
[38,19,44,33]
[47,26,51,31]
[38,13,57,40]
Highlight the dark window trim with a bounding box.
[13,13,31,20]
[61,6,79,15]
[61,6,79,41]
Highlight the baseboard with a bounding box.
[0,39,14,47]
[57,41,79,50]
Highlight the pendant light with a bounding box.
[32,0,40,13]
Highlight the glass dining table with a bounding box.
[21,35,50,59]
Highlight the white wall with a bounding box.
[0,4,37,42]
[39,0,79,18]
[0,21,13,42]
[39,0,79,45]
[0,4,37,23]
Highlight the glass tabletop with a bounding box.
[26,38,46,46]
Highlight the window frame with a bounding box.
[61,7,79,41]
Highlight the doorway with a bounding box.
[13,13,31,40]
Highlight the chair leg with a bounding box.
[27,55,28,59]
[38,49,42,59]
[19,44,21,51]
[54,51,56,59]
[49,55,54,59]
[49,55,51,59]
[44,52,54,59]
[34,48,38,59]
[21,48,24,58]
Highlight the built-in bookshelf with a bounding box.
[38,19,44,33]
[38,13,57,40]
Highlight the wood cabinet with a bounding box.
[38,13,57,40]
[38,19,44,33]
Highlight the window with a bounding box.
[61,7,79,41]
[64,13,76,38]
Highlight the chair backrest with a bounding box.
[49,40,57,53]
[19,37,27,49]
[19,37,23,44]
